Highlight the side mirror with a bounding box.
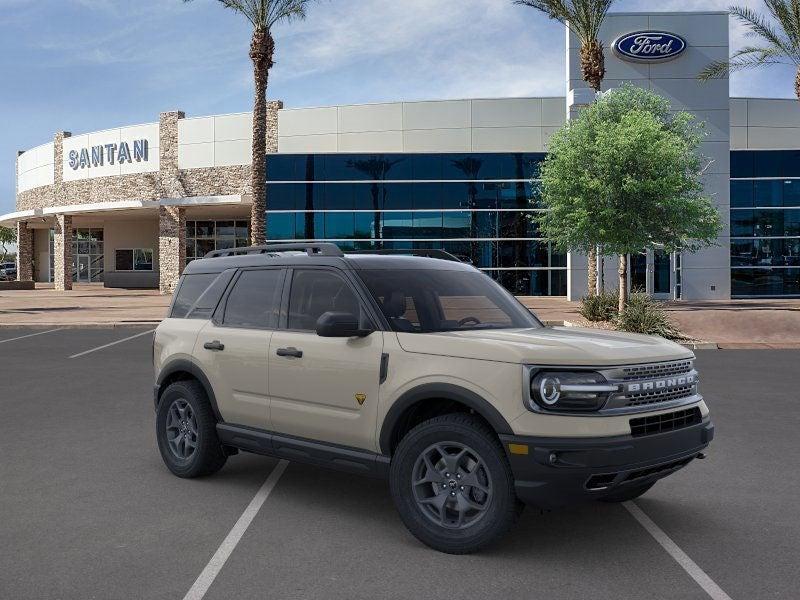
[315,312,373,338]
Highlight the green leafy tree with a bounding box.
[515,0,616,294]
[183,0,315,245]
[536,85,722,312]
[0,226,15,263]
[699,2,800,100]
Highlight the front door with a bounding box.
[193,268,285,428]
[268,268,384,451]
[77,255,90,282]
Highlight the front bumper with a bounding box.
[500,418,714,509]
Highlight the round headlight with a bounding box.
[530,370,616,412]
[538,376,561,405]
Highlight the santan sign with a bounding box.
[613,31,687,62]
[68,139,149,170]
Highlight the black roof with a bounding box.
[183,243,477,275]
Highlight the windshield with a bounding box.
[357,269,542,333]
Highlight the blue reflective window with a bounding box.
[732,268,800,296]
[324,183,353,210]
[754,180,783,207]
[355,213,377,239]
[266,155,297,181]
[381,183,413,210]
[266,213,295,240]
[352,183,380,210]
[754,151,783,178]
[412,155,443,180]
[731,210,754,237]
[784,180,800,207]
[730,181,753,208]
[441,183,470,209]
[382,212,413,238]
[324,212,354,239]
[412,212,442,238]
[412,182,442,209]
[267,184,299,210]
[442,212,472,237]
[730,151,754,178]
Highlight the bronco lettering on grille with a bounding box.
[626,373,695,393]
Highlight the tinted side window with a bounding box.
[223,269,283,329]
[172,273,219,318]
[287,270,363,331]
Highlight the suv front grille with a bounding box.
[621,360,693,381]
[629,407,702,437]
[624,384,696,407]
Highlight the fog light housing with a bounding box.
[529,371,617,412]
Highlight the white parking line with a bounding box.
[68,329,155,359]
[624,501,733,600]
[0,329,63,345]
[183,460,289,600]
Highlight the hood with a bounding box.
[396,326,692,366]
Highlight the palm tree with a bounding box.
[699,3,800,101]
[515,0,616,295]
[184,0,314,245]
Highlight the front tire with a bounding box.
[390,414,522,554]
[156,380,227,478]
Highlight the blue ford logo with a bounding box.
[613,31,687,62]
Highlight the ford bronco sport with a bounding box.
[153,243,713,554]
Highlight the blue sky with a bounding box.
[1,0,796,215]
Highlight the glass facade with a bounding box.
[731,151,800,297]
[265,153,567,296]
[186,220,251,265]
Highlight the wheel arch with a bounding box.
[155,359,223,422]
[379,383,514,455]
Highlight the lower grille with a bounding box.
[629,407,702,437]
[623,456,694,483]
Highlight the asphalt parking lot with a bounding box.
[1,327,798,600]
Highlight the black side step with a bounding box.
[216,423,390,479]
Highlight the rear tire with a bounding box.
[598,481,655,503]
[389,413,522,554]
[156,380,227,478]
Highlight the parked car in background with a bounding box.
[1,262,16,281]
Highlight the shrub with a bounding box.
[615,293,685,340]
[579,290,619,322]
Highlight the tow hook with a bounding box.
[696,452,707,460]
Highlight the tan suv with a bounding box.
[153,243,713,554]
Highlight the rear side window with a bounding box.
[171,273,219,318]
[223,269,284,329]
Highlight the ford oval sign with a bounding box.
[613,31,687,63]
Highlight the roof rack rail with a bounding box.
[345,249,463,262]
[204,242,344,259]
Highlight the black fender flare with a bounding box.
[379,383,514,454]
[155,358,223,422]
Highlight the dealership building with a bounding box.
[3,10,800,299]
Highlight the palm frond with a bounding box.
[764,0,800,46]
[515,0,616,43]
[699,46,788,80]
[730,5,800,64]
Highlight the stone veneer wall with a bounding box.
[15,222,33,282]
[53,214,73,291]
[14,102,282,290]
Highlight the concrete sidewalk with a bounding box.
[0,283,170,327]
[520,296,800,348]
[2,285,799,347]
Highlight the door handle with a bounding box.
[203,340,225,351]
[276,347,303,358]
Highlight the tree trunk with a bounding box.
[580,40,605,93]
[249,29,275,246]
[587,246,597,297]
[796,67,800,102]
[618,254,628,314]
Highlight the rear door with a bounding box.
[194,267,285,429]
[268,267,384,451]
